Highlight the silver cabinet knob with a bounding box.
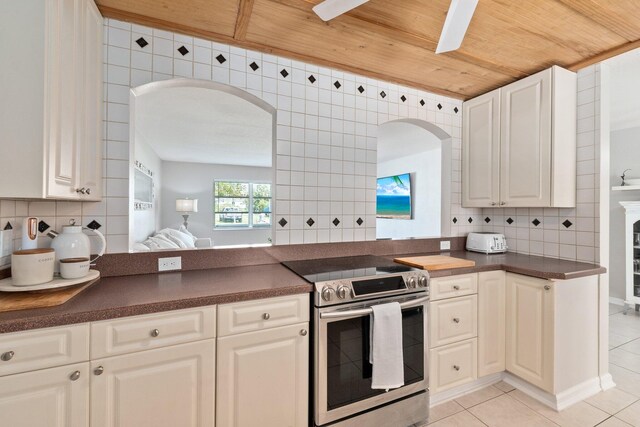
[1,351,14,361]
[150,329,160,337]
[452,317,460,324]
[453,365,460,371]
[300,329,308,336]
[85,188,91,195]
[69,370,81,381]
[452,285,460,291]
[491,202,497,206]
[94,366,104,376]
[75,188,86,194]
[544,285,551,291]
[500,201,506,206]
[262,313,270,320]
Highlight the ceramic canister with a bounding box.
[11,248,55,286]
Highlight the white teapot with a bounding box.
[49,224,106,273]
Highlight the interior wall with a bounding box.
[160,161,273,247]
[377,151,441,239]
[609,127,640,299]
[132,137,162,243]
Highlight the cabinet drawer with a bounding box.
[0,324,89,377]
[429,338,477,394]
[430,273,477,301]
[218,294,309,337]
[430,295,478,348]
[91,306,216,359]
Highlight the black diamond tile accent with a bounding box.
[177,45,189,56]
[249,61,259,71]
[437,103,443,110]
[468,217,473,223]
[454,107,459,113]
[532,218,541,227]
[380,91,386,98]
[400,95,407,102]
[306,218,315,227]
[485,217,491,223]
[278,218,288,227]
[280,68,289,78]
[4,222,12,230]
[333,218,340,227]
[38,220,50,233]
[563,219,573,228]
[334,80,341,89]
[216,54,227,64]
[356,217,363,226]
[420,99,425,106]
[452,217,458,224]
[87,220,102,230]
[308,75,316,84]
[506,217,514,225]
[135,37,148,48]
[357,85,365,94]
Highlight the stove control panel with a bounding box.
[315,271,429,307]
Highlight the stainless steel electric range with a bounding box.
[282,255,430,427]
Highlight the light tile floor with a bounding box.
[422,304,640,426]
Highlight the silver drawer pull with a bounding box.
[453,365,460,371]
[452,285,460,290]
[94,366,104,376]
[1,351,14,361]
[544,285,551,291]
[150,329,160,337]
[70,370,81,381]
[263,313,270,320]
[452,317,460,324]
[300,329,308,336]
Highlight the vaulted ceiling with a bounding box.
[96,0,640,99]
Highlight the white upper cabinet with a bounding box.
[462,66,576,208]
[0,0,102,201]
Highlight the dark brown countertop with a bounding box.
[0,264,312,334]
[392,251,606,280]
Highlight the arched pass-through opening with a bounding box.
[376,118,452,239]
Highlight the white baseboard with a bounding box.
[600,373,616,391]
[430,373,503,406]
[609,297,625,306]
[503,374,602,411]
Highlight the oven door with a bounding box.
[314,293,429,426]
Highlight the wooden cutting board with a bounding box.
[0,277,100,313]
[394,255,476,271]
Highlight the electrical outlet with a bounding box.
[440,240,451,251]
[158,256,182,271]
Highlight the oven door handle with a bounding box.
[319,295,429,319]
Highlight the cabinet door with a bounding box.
[462,90,500,207]
[46,0,82,199]
[79,0,103,200]
[91,340,215,427]
[500,69,552,207]
[0,363,89,427]
[505,273,554,392]
[478,271,505,377]
[217,323,309,427]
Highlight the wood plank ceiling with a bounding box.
[96,0,640,99]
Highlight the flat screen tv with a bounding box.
[376,173,412,220]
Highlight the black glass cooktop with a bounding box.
[282,255,415,283]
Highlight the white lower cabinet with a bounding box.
[430,339,477,394]
[478,270,506,377]
[0,362,89,427]
[90,340,216,427]
[216,322,309,427]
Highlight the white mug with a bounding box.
[11,249,55,286]
[59,257,90,280]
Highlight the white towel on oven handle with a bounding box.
[369,301,404,391]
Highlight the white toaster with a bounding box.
[466,232,508,254]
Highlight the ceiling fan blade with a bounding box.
[436,0,479,54]
[312,0,369,21]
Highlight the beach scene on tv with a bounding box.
[376,173,412,220]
